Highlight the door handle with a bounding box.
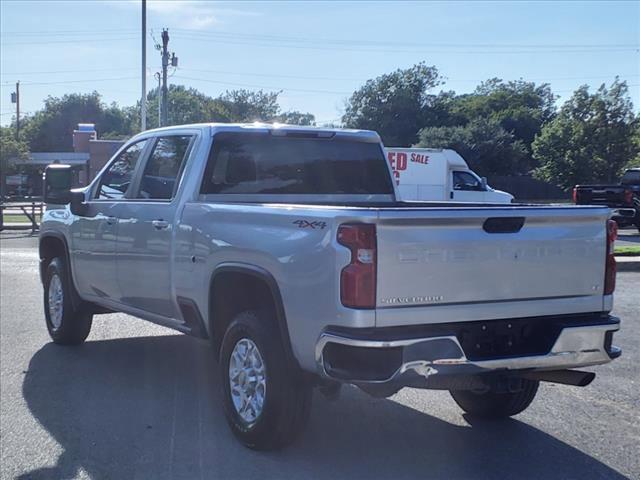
[152,219,169,230]
[106,216,117,225]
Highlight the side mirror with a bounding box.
[69,189,89,216]
[44,164,72,204]
[481,177,488,191]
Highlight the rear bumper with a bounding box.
[315,314,621,386]
[611,208,637,220]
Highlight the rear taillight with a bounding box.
[623,189,633,205]
[337,224,376,309]
[604,219,617,295]
[572,187,578,203]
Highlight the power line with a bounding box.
[553,84,640,93]
[173,75,351,95]
[1,67,138,76]
[173,34,639,55]
[1,28,138,36]
[3,64,636,85]
[179,67,640,84]
[14,76,140,86]
[4,27,635,49]
[171,28,639,50]
[2,36,139,46]
[181,67,363,82]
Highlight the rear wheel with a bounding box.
[449,379,539,418]
[44,257,93,345]
[219,310,311,450]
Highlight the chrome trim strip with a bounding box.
[315,318,620,384]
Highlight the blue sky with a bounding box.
[1,0,639,127]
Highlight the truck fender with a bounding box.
[209,263,301,372]
[39,232,83,311]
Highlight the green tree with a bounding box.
[416,118,529,176]
[21,92,134,151]
[0,126,30,198]
[342,63,443,146]
[533,79,638,189]
[276,111,316,126]
[450,79,556,164]
[219,89,281,122]
[142,86,300,127]
[144,85,233,129]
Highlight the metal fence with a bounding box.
[0,198,44,233]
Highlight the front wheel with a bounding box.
[219,310,311,450]
[449,379,539,419]
[44,257,93,345]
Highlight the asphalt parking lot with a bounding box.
[1,232,638,480]
[617,228,639,248]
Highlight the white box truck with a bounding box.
[385,147,514,203]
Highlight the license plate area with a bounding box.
[457,317,562,361]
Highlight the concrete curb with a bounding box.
[615,257,640,272]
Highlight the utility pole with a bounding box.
[160,29,169,126]
[12,81,20,140]
[157,28,177,127]
[140,0,147,131]
[155,72,161,128]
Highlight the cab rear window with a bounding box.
[200,132,394,195]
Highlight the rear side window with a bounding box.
[137,135,192,200]
[96,140,147,200]
[200,132,394,195]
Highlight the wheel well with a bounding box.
[209,271,278,353]
[39,234,89,312]
[39,235,67,282]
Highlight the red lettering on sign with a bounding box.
[410,153,430,164]
[396,152,407,171]
[387,152,396,169]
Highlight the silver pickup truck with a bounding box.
[40,123,621,450]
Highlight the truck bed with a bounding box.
[186,200,610,331]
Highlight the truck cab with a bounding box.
[385,147,514,203]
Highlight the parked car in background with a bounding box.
[384,147,514,203]
[574,168,640,231]
[40,124,621,450]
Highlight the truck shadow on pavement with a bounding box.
[22,334,626,480]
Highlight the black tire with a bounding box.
[449,379,539,419]
[219,310,311,450]
[44,257,93,345]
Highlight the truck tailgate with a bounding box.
[375,206,608,326]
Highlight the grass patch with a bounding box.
[2,214,41,224]
[614,245,640,257]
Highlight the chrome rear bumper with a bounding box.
[316,316,621,385]
[611,208,636,218]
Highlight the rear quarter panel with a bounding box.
[174,202,376,371]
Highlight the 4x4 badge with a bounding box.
[293,220,327,229]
